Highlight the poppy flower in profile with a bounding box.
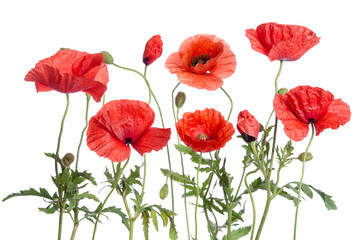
[165,34,237,91]
[237,110,259,143]
[86,100,171,162]
[176,108,235,153]
[143,34,163,66]
[24,49,109,102]
[245,22,320,61]
[273,86,351,141]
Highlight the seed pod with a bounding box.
[101,51,114,64]
[61,153,74,167]
[175,91,186,109]
[159,183,169,200]
[298,152,313,162]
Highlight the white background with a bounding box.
[1,0,361,239]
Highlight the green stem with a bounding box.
[293,125,315,240]
[75,93,90,171]
[55,94,69,240]
[113,63,174,217]
[142,154,146,194]
[92,158,130,240]
[255,60,284,240]
[220,87,233,121]
[112,63,151,105]
[122,190,134,240]
[195,153,203,240]
[171,82,191,240]
[233,166,247,202]
[245,168,259,240]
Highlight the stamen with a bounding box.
[190,54,211,66]
[125,137,132,144]
[197,133,208,140]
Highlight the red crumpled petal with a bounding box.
[165,34,236,91]
[245,22,320,61]
[315,98,351,135]
[24,50,109,102]
[273,93,310,142]
[87,118,131,162]
[176,108,234,152]
[132,127,171,155]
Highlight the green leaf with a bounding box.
[75,192,99,202]
[174,144,194,155]
[308,185,337,210]
[169,223,178,240]
[222,226,251,240]
[160,169,195,185]
[301,184,313,199]
[2,188,53,202]
[39,205,56,214]
[102,206,130,230]
[150,209,159,231]
[142,211,149,240]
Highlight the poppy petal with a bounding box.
[176,72,223,91]
[87,119,131,162]
[315,99,351,135]
[71,53,105,77]
[132,127,171,156]
[273,94,309,141]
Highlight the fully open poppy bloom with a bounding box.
[24,49,109,102]
[165,34,236,91]
[87,99,171,162]
[143,34,163,66]
[237,110,259,143]
[273,86,351,141]
[176,108,235,152]
[245,22,320,61]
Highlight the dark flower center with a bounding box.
[125,137,132,144]
[190,54,211,66]
[308,118,315,124]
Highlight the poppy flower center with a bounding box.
[241,132,256,143]
[197,133,209,141]
[125,137,132,144]
[308,118,315,124]
[190,54,211,66]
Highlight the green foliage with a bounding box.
[222,226,251,240]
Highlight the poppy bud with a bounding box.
[298,152,313,162]
[237,110,259,143]
[101,51,114,64]
[278,88,288,96]
[143,34,163,66]
[61,153,74,167]
[159,183,169,200]
[175,91,186,109]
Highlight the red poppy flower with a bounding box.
[176,108,235,153]
[143,34,163,66]
[245,22,320,61]
[237,110,259,142]
[24,49,109,102]
[273,86,351,141]
[165,34,236,91]
[86,99,171,162]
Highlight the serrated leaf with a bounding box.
[39,206,56,214]
[142,211,149,240]
[150,209,159,231]
[301,184,313,199]
[161,169,195,185]
[308,185,337,210]
[2,188,53,202]
[102,206,130,230]
[169,223,178,240]
[222,226,251,240]
[75,192,99,202]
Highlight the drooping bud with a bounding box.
[175,91,186,109]
[61,153,74,167]
[143,34,163,66]
[237,110,259,143]
[298,152,313,162]
[159,183,169,200]
[101,51,114,64]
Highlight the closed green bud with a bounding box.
[159,183,169,200]
[61,153,74,167]
[298,152,313,162]
[175,91,186,109]
[278,88,288,96]
[101,51,114,64]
